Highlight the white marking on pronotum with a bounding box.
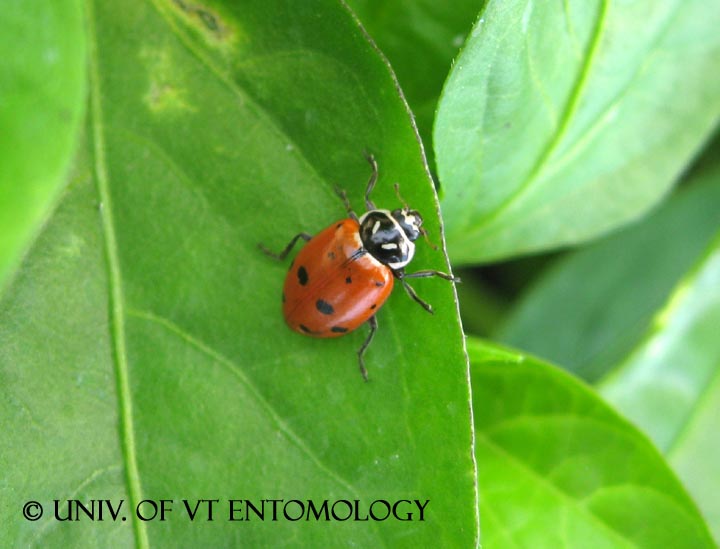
[381,243,398,250]
[351,230,384,268]
[372,220,381,235]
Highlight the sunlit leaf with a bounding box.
[435,0,720,263]
[0,0,86,290]
[469,338,715,548]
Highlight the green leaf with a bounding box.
[0,0,474,546]
[435,0,720,263]
[345,0,485,173]
[0,0,86,291]
[499,169,720,381]
[599,231,720,543]
[468,338,715,548]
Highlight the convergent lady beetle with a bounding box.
[260,154,458,380]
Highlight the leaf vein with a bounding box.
[126,307,364,499]
[86,1,149,547]
[478,433,640,547]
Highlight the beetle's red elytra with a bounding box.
[259,153,458,380]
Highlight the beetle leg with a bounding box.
[394,268,459,314]
[357,315,378,382]
[399,277,434,314]
[363,151,378,211]
[258,232,312,261]
[334,185,358,221]
[402,269,461,283]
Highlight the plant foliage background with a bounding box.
[1,0,719,547]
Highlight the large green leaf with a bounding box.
[499,168,720,381]
[0,0,86,291]
[346,0,485,173]
[0,0,475,546]
[600,231,720,543]
[469,338,715,548]
[435,0,720,263]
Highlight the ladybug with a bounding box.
[260,153,458,380]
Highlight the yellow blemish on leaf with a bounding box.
[140,48,195,114]
[59,234,85,258]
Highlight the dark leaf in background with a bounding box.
[346,0,486,174]
[500,168,720,382]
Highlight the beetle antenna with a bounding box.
[420,227,438,251]
[393,182,409,210]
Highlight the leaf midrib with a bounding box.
[86,0,149,547]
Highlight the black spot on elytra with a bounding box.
[297,266,308,285]
[375,280,385,287]
[316,299,334,315]
[328,251,336,260]
[331,326,348,333]
[370,303,377,310]
[345,276,352,284]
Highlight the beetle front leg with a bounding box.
[402,269,460,283]
[394,268,459,314]
[398,277,434,314]
[363,151,379,211]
